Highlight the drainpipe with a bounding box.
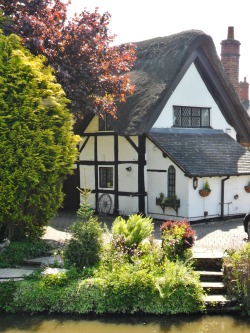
[221,176,230,219]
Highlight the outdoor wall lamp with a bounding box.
[126,166,132,172]
[193,177,198,190]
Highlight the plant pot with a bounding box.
[199,189,211,197]
[245,186,250,193]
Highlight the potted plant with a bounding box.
[199,180,211,197]
[244,181,250,193]
[156,193,180,214]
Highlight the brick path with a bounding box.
[0,213,247,280]
[44,211,247,252]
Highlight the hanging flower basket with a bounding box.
[244,186,250,193]
[199,189,211,197]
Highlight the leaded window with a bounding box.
[173,106,210,128]
[99,116,113,131]
[168,166,176,197]
[99,166,113,188]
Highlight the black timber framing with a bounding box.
[79,136,89,154]
[114,133,119,215]
[78,160,138,165]
[138,135,146,213]
[79,131,143,215]
[124,136,138,152]
[94,135,98,214]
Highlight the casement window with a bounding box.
[173,106,210,128]
[99,116,113,131]
[168,165,176,197]
[99,166,114,189]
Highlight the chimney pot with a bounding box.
[228,26,234,39]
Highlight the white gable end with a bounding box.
[153,63,236,139]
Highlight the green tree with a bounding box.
[0,1,136,118]
[0,32,79,240]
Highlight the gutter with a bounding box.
[221,176,230,218]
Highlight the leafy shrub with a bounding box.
[0,281,17,312]
[8,259,204,315]
[111,214,154,255]
[160,220,195,261]
[0,33,79,240]
[64,217,103,270]
[0,239,51,268]
[223,243,250,314]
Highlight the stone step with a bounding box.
[194,257,223,271]
[25,254,63,267]
[193,249,224,271]
[201,281,226,294]
[24,256,52,266]
[197,270,223,282]
[0,267,36,281]
[204,294,229,303]
[204,294,239,313]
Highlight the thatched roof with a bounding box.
[105,30,250,141]
[148,128,250,177]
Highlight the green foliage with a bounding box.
[223,243,250,314]
[65,217,103,270]
[8,258,204,315]
[64,188,103,270]
[0,32,79,240]
[0,281,17,312]
[76,187,95,222]
[1,1,136,117]
[203,180,211,191]
[161,220,196,261]
[0,239,51,268]
[111,214,154,254]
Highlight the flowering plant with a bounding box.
[160,220,195,261]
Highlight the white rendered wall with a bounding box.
[146,139,250,221]
[153,63,237,139]
[146,139,189,220]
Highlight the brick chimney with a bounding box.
[239,77,249,103]
[221,26,240,94]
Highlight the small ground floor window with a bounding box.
[99,166,114,189]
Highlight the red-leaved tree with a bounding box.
[0,0,136,118]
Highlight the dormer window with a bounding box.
[173,106,210,128]
[99,115,113,131]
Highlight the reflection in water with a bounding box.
[1,314,250,333]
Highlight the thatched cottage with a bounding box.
[68,29,250,222]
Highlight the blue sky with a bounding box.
[69,0,250,81]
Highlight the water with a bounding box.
[1,314,250,333]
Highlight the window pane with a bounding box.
[182,107,191,116]
[106,119,113,130]
[173,106,181,126]
[192,108,200,117]
[99,117,105,131]
[99,116,113,131]
[99,167,113,188]
[192,117,201,127]
[168,166,176,197]
[182,117,191,127]
[201,108,210,127]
